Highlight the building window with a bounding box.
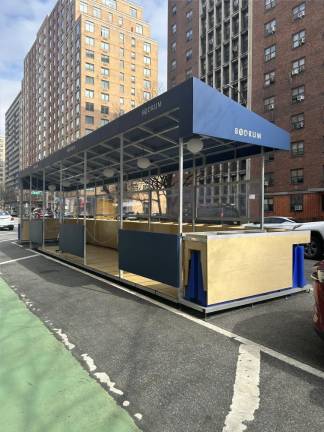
[264,19,276,36]
[101,54,109,64]
[120,84,124,93]
[119,97,124,105]
[131,87,135,95]
[131,100,135,108]
[264,71,275,86]
[85,63,94,71]
[101,67,109,76]
[101,42,109,51]
[292,30,305,48]
[186,68,193,79]
[80,1,87,12]
[85,89,94,98]
[101,105,109,114]
[290,194,304,211]
[103,0,116,9]
[86,49,94,59]
[264,96,275,111]
[291,141,304,156]
[186,10,193,21]
[291,57,305,75]
[120,72,124,81]
[120,32,124,44]
[101,93,109,102]
[85,75,94,84]
[101,27,109,39]
[118,17,123,26]
[172,24,176,34]
[136,24,143,35]
[144,56,151,65]
[131,51,136,60]
[144,80,150,89]
[101,119,109,126]
[143,91,151,100]
[131,63,135,71]
[101,80,109,90]
[172,4,176,15]
[171,41,176,53]
[144,68,151,77]
[292,85,305,103]
[85,115,94,125]
[293,3,305,20]
[265,172,274,187]
[265,151,275,162]
[85,36,94,46]
[291,113,304,129]
[93,7,101,18]
[85,21,94,33]
[130,7,137,18]
[264,0,276,9]
[186,49,193,61]
[264,197,274,212]
[186,29,193,41]
[85,102,94,111]
[144,42,151,54]
[291,169,304,184]
[131,37,136,48]
[264,44,276,62]
[171,60,176,71]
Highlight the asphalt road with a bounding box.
[1,227,324,431]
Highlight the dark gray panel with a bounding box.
[59,224,84,258]
[118,230,180,287]
[30,220,43,245]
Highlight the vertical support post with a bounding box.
[260,148,265,230]
[42,169,45,249]
[148,169,152,231]
[119,135,124,279]
[76,185,79,222]
[60,162,63,223]
[192,155,196,232]
[19,179,24,244]
[84,151,87,265]
[29,174,32,248]
[178,138,184,301]
[94,181,97,221]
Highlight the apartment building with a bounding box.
[168,0,324,221]
[22,0,158,169]
[167,0,199,88]
[0,137,5,188]
[5,92,22,194]
[251,0,324,221]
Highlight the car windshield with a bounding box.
[0,211,9,216]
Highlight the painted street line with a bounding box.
[30,250,324,381]
[222,344,261,432]
[0,254,38,266]
[0,254,38,265]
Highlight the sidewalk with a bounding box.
[0,278,140,432]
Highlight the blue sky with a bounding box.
[0,0,168,135]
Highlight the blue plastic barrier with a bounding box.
[185,250,206,306]
[293,245,306,288]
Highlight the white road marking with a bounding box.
[94,372,124,395]
[222,344,261,432]
[53,328,75,350]
[0,254,38,265]
[134,413,143,420]
[81,353,97,372]
[123,400,130,407]
[30,250,324,381]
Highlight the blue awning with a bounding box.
[19,78,290,189]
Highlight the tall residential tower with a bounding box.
[22,0,158,169]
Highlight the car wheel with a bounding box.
[8,226,14,231]
[304,234,323,260]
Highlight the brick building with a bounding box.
[21,0,158,169]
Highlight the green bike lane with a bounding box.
[0,278,140,432]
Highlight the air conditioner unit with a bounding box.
[270,26,276,33]
[294,205,302,211]
[268,103,274,110]
[295,121,304,129]
[269,76,275,83]
[291,68,299,76]
[296,94,304,101]
[299,37,305,45]
[297,10,305,18]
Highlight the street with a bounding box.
[0,227,324,431]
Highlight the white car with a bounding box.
[0,211,15,231]
[245,216,324,260]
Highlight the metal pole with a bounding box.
[60,162,63,223]
[119,135,124,279]
[260,148,265,230]
[42,169,45,249]
[148,169,152,231]
[29,174,32,249]
[76,185,79,222]
[84,151,87,265]
[192,155,196,232]
[178,137,184,301]
[19,179,23,244]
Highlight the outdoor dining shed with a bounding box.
[18,78,310,313]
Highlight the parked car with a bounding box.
[311,261,324,340]
[0,211,14,230]
[11,209,18,217]
[196,205,240,225]
[245,216,324,259]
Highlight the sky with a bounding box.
[0,0,168,136]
